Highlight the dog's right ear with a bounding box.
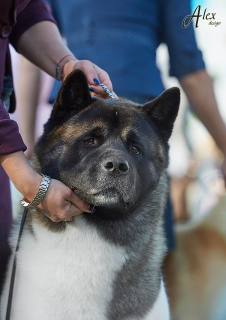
[50,69,92,121]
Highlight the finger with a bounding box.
[90,68,119,99]
[73,60,117,99]
[111,91,119,99]
[63,216,75,222]
[75,60,103,88]
[93,64,113,91]
[68,203,83,216]
[43,201,82,221]
[90,88,118,99]
[75,62,109,98]
[89,85,111,98]
[82,62,113,91]
[44,211,66,223]
[67,192,94,213]
[50,217,62,223]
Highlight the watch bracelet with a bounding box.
[20,175,51,209]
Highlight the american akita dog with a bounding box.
[1,70,180,320]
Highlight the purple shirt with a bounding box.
[0,0,55,155]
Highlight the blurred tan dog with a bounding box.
[163,194,226,320]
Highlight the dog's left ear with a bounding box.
[143,87,180,141]
[51,69,92,120]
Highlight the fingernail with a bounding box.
[89,87,94,92]
[93,78,100,85]
[88,204,96,212]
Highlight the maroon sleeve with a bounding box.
[10,0,56,49]
[0,103,27,155]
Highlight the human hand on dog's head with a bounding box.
[39,178,95,222]
[0,151,95,223]
[63,59,118,99]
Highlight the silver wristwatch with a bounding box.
[20,175,51,209]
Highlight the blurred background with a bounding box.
[9,0,226,319]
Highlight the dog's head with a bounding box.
[35,70,180,219]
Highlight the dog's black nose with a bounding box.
[102,157,129,174]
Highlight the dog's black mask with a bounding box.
[35,70,180,220]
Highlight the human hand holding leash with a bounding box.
[18,22,118,100]
[63,59,118,99]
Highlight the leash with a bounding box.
[5,207,28,320]
[91,83,114,100]
[99,83,114,100]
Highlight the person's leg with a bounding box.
[0,166,12,293]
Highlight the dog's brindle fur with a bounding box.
[1,70,180,320]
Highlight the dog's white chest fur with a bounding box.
[1,216,169,320]
[4,216,127,320]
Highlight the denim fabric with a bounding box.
[47,0,205,101]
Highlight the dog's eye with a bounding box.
[84,138,95,145]
[131,146,140,155]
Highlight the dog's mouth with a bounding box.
[69,185,134,220]
[92,188,122,204]
[71,186,130,207]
